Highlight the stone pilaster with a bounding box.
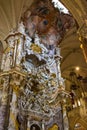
[0,75,10,130]
[8,92,19,130]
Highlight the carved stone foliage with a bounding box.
[18,68,58,115]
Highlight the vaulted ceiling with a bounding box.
[60,0,87,78]
[0,0,87,83]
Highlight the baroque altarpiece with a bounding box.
[0,0,74,130]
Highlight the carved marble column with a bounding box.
[55,47,64,86]
[8,91,19,130]
[0,75,10,130]
[63,107,69,130]
[10,73,25,129]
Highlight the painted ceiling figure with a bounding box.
[22,0,75,48]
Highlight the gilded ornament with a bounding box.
[17,39,20,44]
[30,44,42,53]
[48,124,59,130]
[51,81,56,86]
[50,73,56,78]
[5,47,10,53]
[13,85,20,95]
